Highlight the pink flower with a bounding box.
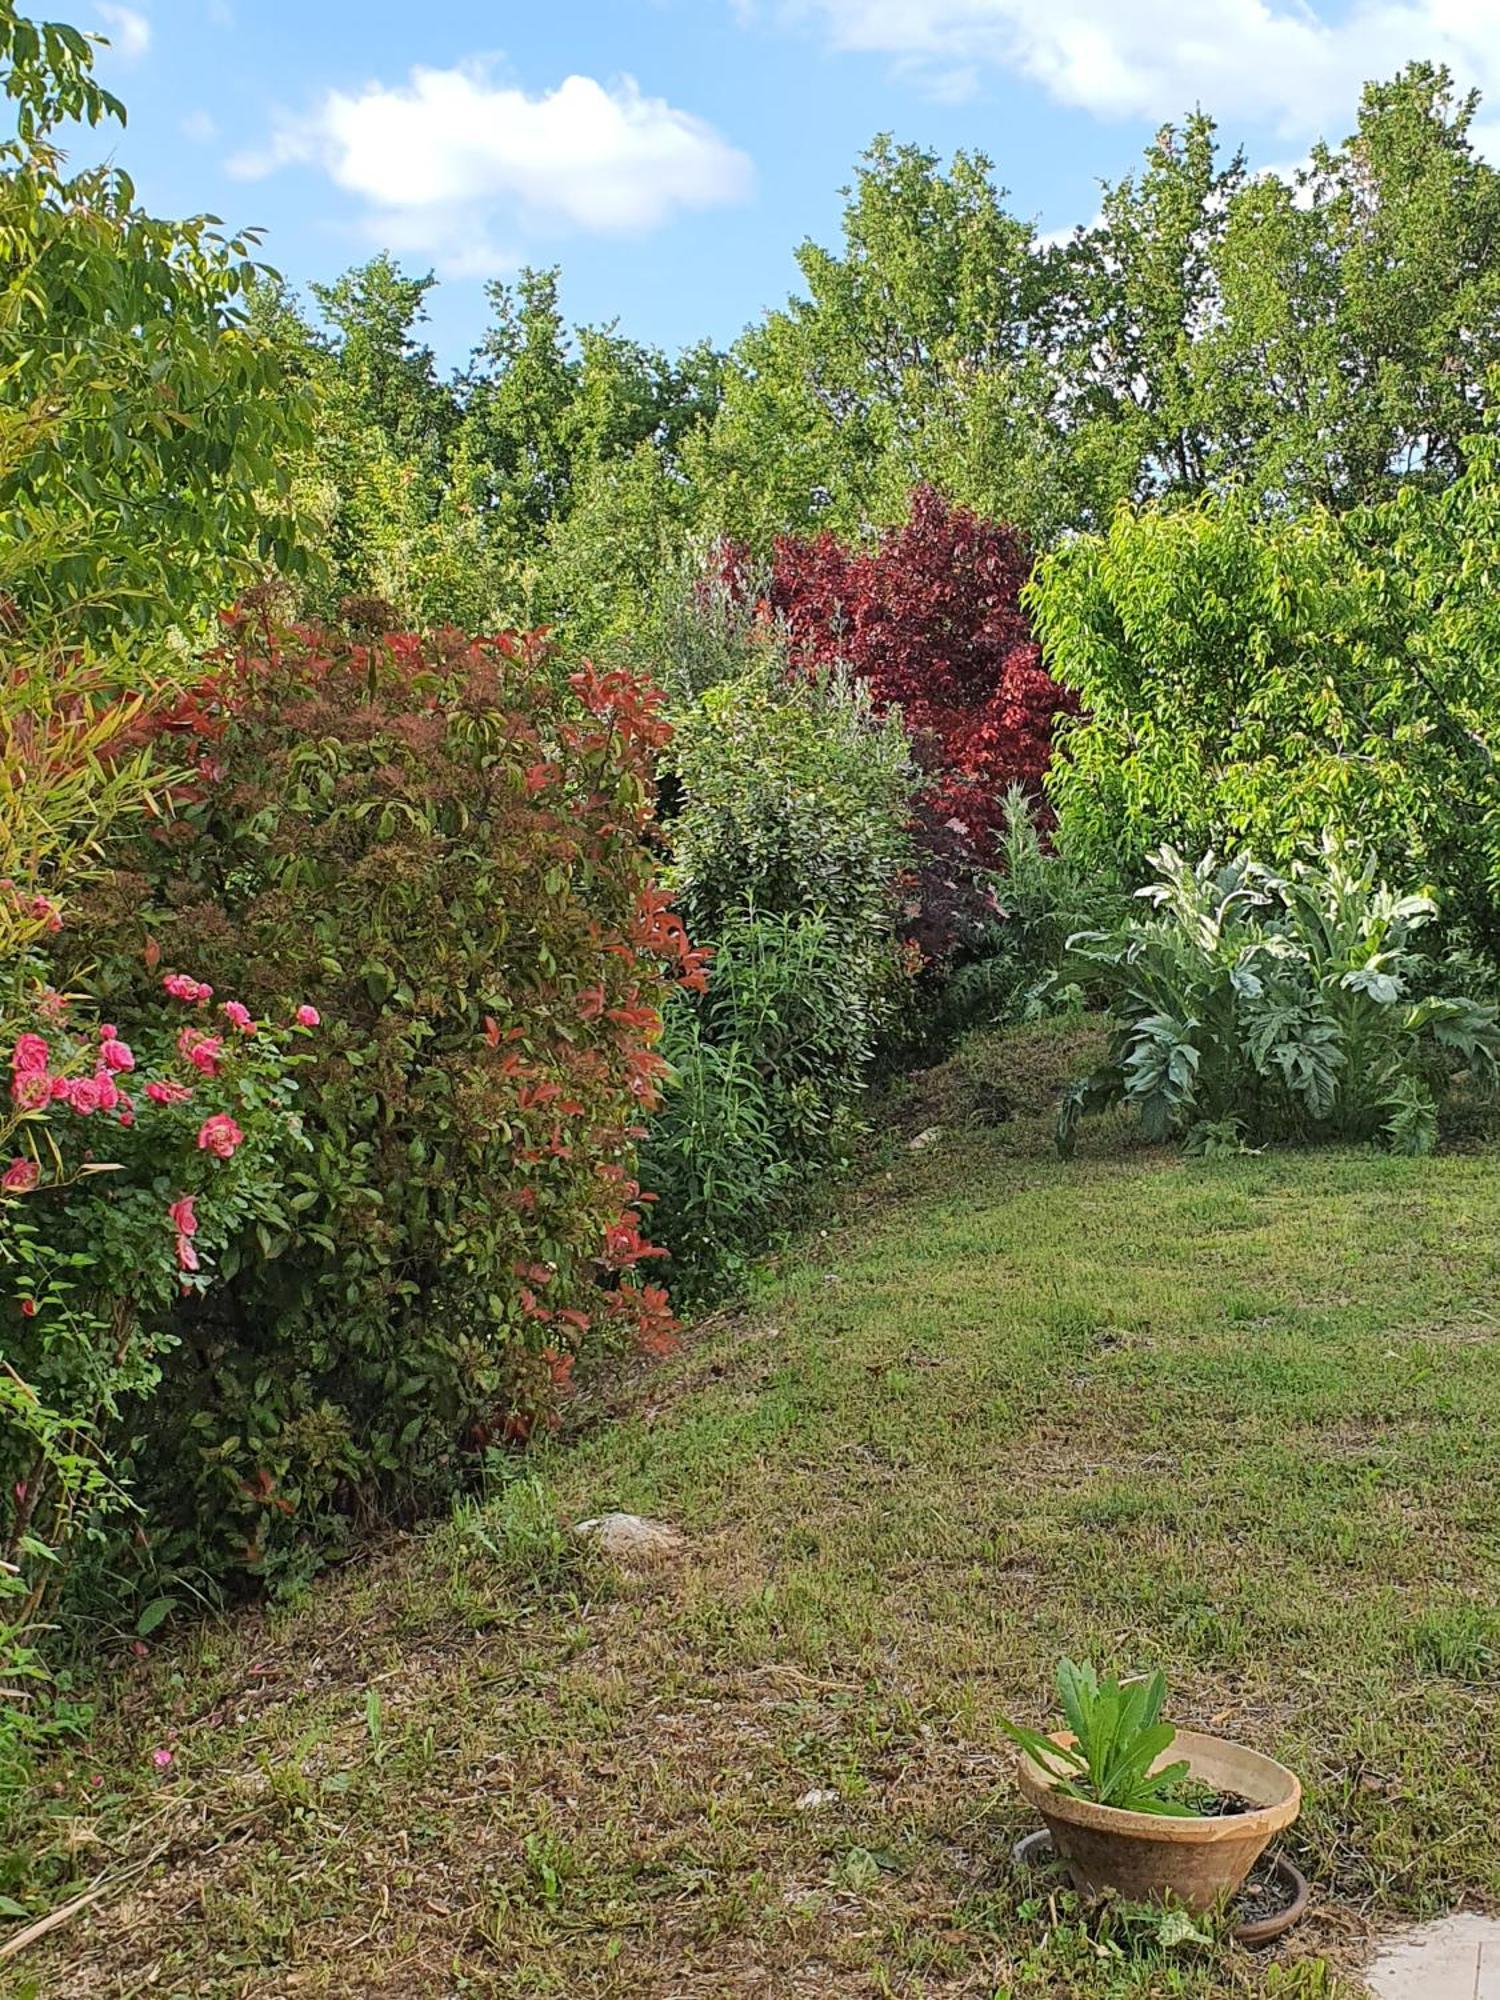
[20,1297,35,1317]
[163,973,213,1005]
[11,1070,52,1111]
[221,1001,256,1034]
[145,1077,194,1107]
[10,1034,49,1074]
[64,1074,105,1116]
[177,1028,223,1077]
[167,1194,198,1237]
[295,1004,321,1028]
[28,894,61,933]
[90,1069,120,1113]
[151,1748,173,1770]
[196,1113,244,1160]
[49,1076,69,1100]
[1,1157,38,1193]
[99,1037,134,1073]
[98,1024,118,1040]
[175,1235,199,1273]
[36,989,67,1022]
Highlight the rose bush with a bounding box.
[1,957,307,1775]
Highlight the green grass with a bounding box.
[7,1031,1500,1996]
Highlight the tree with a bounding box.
[1205,64,1500,508]
[310,253,456,474]
[771,486,1070,852]
[0,0,312,640]
[698,138,1062,544]
[1057,112,1245,514]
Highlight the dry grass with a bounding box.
[6,1027,1500,1997]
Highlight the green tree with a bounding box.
[698,137,1060,543]
[0,0,312,639]
[1058,112,1245,513]
[311,252,457,474]
[1205,64,1500,507]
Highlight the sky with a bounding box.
[75,0,1500,370]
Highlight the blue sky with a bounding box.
[79,0,1500,370]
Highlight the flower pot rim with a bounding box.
[1015,1726,1302,1844]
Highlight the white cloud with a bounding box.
[230,60,753,274]
[96,2,150,59]
[181,108,218,143]
[778,1,1500,134]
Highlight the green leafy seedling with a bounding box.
[1001,1658,1200,1817]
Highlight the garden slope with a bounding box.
[17,1081,1500,1998]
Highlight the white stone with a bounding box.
[572,1513,685,1562]
[1364,1914,1500,2000]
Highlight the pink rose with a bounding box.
[11,1070,52,1110]
[98,1024,118,1039]
[1,1158,39,1193]
[196,1113,244,1160]
[175,1235,199,1273]
[65,1075,105,1116]
[167,1194,198,1237]
[145,1077,194,1106]
[163,973,213,1005]
[90,1069,120,1113]
[220,1001,256,1034]
[295,1004,321,1028]
[176,1028,223,1077]
[99,1037,135,1073]
[10,1034,48,1074]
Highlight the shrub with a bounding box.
[769,485,1071,856]
[1,958,306,1773]
[646,650,918,1295]
[637,997,786,1303]
[66,623,702,1585]
[667,647,916,976]
[1059,841,1500,1155]
[925,787,1127,1044]
[1027,446,1500,953]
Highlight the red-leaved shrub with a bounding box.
[68,617,704,1581]
[769,486,1072,854]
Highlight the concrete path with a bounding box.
[1364,1914,1500,1998]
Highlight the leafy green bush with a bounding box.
[1059,842,1500,1155]
[646,649,917,1296]
[1027,440,1500,953]
[638,997,786,1303]
[926,787,1125,1044]
[66,626,700,1586]
[668,648,916,960]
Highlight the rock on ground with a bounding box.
[573,1513,686,1563]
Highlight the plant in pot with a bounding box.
[1002,1660,1302,1919]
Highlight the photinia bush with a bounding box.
[768,485,1072,861]
[68,618,704,1584]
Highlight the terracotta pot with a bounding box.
[1015,1727,1301,1914]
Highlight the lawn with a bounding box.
[8,1029,1500,1998]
